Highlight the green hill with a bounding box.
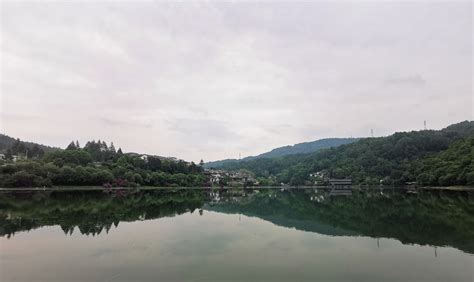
[204,138,358,168]
[0,133,59,158]
[216,121,474,186]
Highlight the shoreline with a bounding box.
[1,185,473,192]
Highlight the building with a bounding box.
[204,169,228,185]
[310,171,329,185]
[228,171,255,186]
[12,155,27,162]
[204,169,256,187]
[0,153,5,160]
[329,179,352,196]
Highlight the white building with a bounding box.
[12,155,27,162]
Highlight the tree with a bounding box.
[5,148,13,160]
[11,139,27,155]
[147,156,162,171]
[109,142,116,154]
[66,141,77,150]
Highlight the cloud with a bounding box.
[1,1,472,161]
[385,75,426,87]
[167,118,239,143]
[98,117,152,128]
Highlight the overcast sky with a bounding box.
[1,1,472,162]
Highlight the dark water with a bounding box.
[1,188,473,282]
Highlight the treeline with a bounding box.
[0,134,58,159]
[216,121,474,186]
[2,138,45,159]
[0,140,205,188]
[415,138,474,186]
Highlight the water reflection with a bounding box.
[1,188,473,254]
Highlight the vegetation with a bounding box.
[2,188,473,254]
[415,138,474,186]
[1,121,472,188]
[0,189,207,237]
[0,140,205,188]
[215,121,474,186]
[209,188,474,254]
[0,134,59,159]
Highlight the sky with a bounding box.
[0,1,472,162]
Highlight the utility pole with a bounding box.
[371,129,374,138]
[424,120,427,130]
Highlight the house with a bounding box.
[204,169,256,187]
[310,171,329,185]
[309,171,327,178]
[12,155,27,162]
[329,179,352,196]
[204,169,228,185]
[228,171,255,186]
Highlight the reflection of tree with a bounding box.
[209,189,474,254]
[1,188,473,255]
[0,190,207,237]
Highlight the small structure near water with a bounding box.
[329,179,352,188]
[329,179,352,196]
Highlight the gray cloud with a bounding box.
[167,118,240,143]
[1,1,472,161]
[99,117,152,128]
[385,75,426,87]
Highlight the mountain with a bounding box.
[214,121,474,186]
[204,138,358,168]
[0,134,59,154]
[254,137,360,158]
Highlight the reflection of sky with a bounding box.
[1,211,473,282]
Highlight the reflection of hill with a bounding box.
[206,194,357,237]
[1,188,473,254]
[207,189,474,254]
[0,190,206,237]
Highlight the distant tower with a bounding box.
[239,153,241,160]
[371,129,374,138]
[424,120,427,130]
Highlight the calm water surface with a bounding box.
[1,188,473,282]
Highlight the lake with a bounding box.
[1,188,473,282]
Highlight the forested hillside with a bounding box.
[415,138,473,186]
[205,138,358,168]
[218,121,474,186]
[0,134,59,158]
[0,140,205,188]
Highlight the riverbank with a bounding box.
[1,185,473,192]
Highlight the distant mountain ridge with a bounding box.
[0,133,59,154]
[204,138,358,168]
